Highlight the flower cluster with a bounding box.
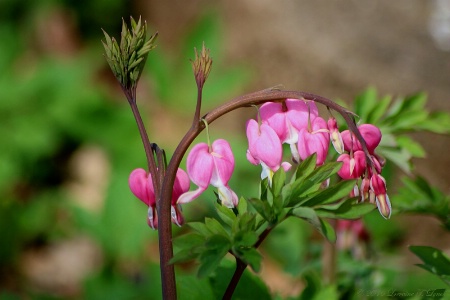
[246,99,330,185]
[128,98,390,229]
[336,124,391,219]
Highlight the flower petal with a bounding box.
[187,143,213,188]
[210,139,235,187]
[129,168,155,206]
[177,187,207,204]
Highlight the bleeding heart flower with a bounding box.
[341,124,382,154]
[337,150,367,179]
[178,139,238,208]
[129,168,158,229]
[246,119,291,185]
[328,117,344,154]
[370,173,391,219]
[170,168,190,226]
[297,117,330,165]
[260,99,318,162]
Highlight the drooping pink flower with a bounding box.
[337,150,367,179]
[129,168,157,229]
[170,168,190,226]
[328,117,344,154]
[246,119,291,185]
[260,99,318,162]
[341,124,382,154]
[297,117,330,165]
[178,139,238,208]
[370,173,391,219]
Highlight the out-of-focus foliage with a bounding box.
[145,12,252,113]
[1,0,450,298]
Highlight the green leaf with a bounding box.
[301,180,356,207]
[288,162,343,206]
[247,198,274,223]
[235,212,257,233]
[173,232,205,249]
[410,246,450,285]
[237,196,248,215]
[316,202,376,219]
[366,94,392,124]
[171,233,206,264]
[189,222,212,237]
[271,167,286,198]
[236,248,262,272]
[354,87,378,122]
[295,153,318,181]
[379,147,412,174]
[290,207,336,242]
[215,202,236,227]
[205,217,230,238]
[178,275,215,300]
[210,261,271,300]
[395,135,426,158]
[233,231,258,247]
[198,234,231,278]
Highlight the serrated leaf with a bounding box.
[171,233,205,264]
[172,232,205,249]
[205,217,230,238]
[233,231,258,248]
[215,202,236,227]
[236,248,262,272]
[247,198,273,223]
[188,222,212,237]
[198,235,230,278]
[235,212,257,233]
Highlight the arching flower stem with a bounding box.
[157,88,375,299]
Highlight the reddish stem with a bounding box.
[157,88,373,300]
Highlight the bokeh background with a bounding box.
[1,0,450,298]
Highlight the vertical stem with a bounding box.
[128,101,160,194]
[222,259,247,300]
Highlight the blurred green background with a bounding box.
[1,0,450,299]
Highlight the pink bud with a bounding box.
[341,124,382,154]
[328,117,344,154]
[171,168,190,226]
[298,117,330,165]
[337,151,366,179]
[370,174,391,219]
[178,139,238,208]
